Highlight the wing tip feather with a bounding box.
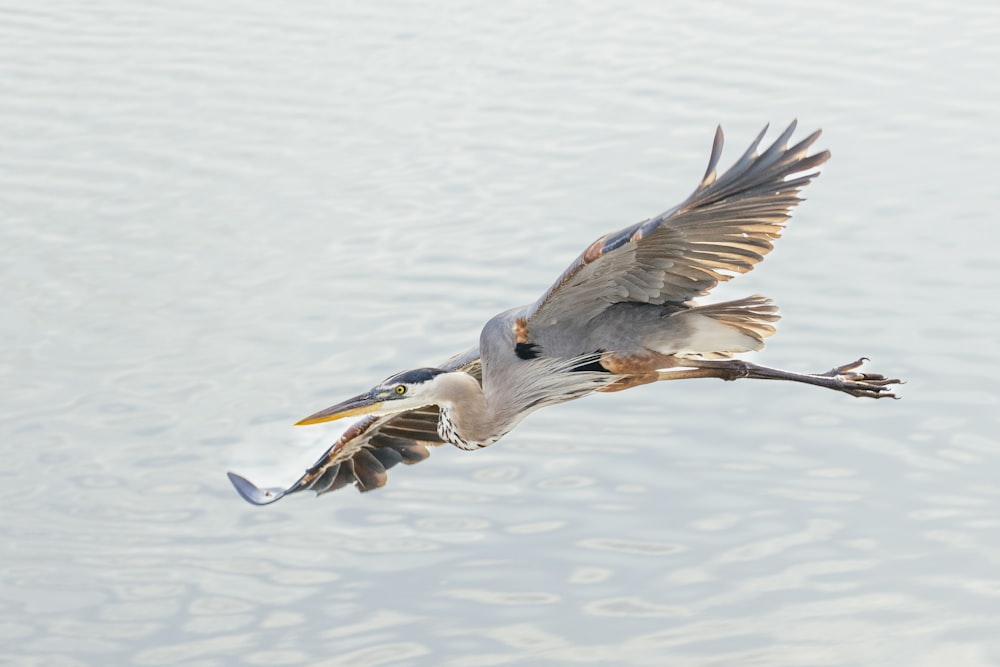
[700,125,725,187]
[227,471,291,505]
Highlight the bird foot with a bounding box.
[815,357,902,399]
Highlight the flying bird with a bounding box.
[228,121,900,505]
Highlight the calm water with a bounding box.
[3,1,999,665]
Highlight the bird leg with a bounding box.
[654,357,900,399]
[596,372,662,393]
[597,350,680,393]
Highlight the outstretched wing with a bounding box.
[228,348,481,505]
[521,121,829,346]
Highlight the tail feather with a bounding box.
[672,295,780,359]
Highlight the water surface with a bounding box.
[2,1,999,665]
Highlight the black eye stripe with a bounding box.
[384,367,447,385]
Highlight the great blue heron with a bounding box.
[228,121,900,505]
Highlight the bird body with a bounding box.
[227,121,900,506]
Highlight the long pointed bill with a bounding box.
[295,391,384,426]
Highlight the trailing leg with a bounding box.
[655,357,900,398]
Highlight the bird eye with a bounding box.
[394,385,406,395]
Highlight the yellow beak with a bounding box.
[295,391,384,426]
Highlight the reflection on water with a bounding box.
[3,0,1000,664]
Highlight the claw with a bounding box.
[815,358,902,399]
[820,357,868,377]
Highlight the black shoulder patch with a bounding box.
[572,351,611,374]
[571,359,610,373]
[515,342,540,360]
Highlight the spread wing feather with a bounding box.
[523,121,829,341]
[227,349,481,505]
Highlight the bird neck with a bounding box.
[433,372,502,450]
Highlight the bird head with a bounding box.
[295,367,450,426]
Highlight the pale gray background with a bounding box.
[2,1,999,665]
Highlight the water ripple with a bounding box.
[440,589,560,605]
[578,538,687,556]
[3,0,999,664]
[584,596,692,618]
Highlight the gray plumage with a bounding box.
[228,122,900,506]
